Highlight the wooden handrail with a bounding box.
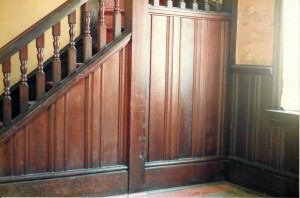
[0,0,88,64]
[0,30,131,142]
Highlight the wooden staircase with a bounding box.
[0,0,125,137]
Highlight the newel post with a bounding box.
[125,0,150,193]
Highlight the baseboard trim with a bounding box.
[0,170,128,196]
[0,165,128,184]
[145,157,225,191]
[225,157,299,197]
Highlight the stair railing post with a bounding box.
[68,10,77,75]
[113,0,121,39]
[192,0,198,10]
[167,0,173,7]
[36,33,45,100]
[151,0,160,6]
[178,0,186,9]
[52,22,61,87]
[2,59,12,126]
[19,46,29,113]
[98,0,106,52]
[83,1,92,62]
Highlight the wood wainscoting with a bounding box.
[0,34,131,197]
[143,6,230,190]
[226,65,299,197]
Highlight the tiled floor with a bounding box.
[110,182,268,197]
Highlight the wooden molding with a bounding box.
[145,155,225,168]
[148,5,231,19]
[230,64,273,75]
[0,165,127,184]
[267,110,299,129]
[225,157,299,197]
[0,0,88,64]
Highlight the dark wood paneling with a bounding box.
[91,67,102,168]
[230,66,273,165]
[225,159,299,197]
[101,52,120,166]
[66,80,86,170]
[29,111,49,173]
[147,9,230,162]
[0,171,128,197]
[145,159,224,190]
[178,17,194,158]
[0,39,130,196]
[148,15,167,161]
[229,65,299,196]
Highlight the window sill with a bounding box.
[266,109,299,129]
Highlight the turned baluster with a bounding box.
[167,0,173,7]
[151,0,160,6]
[36,33,45,100]
[113,0,121,39]
[2,59,11,126]
[98,0,106,52]
[19,46,29,113]
[216,0,221,12]
[68,10,77,75]
[205,0,210,11]
[52,22,61,87]
[83,1,92,62]
[192,0,198,10]
[178,0,186,9]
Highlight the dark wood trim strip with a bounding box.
[0,0,88,64]
[227,156,298,180]
[145,155,225,168]
[0,165,128,184]
[0,31,132,142]
[230,65,273,75]
[0,171,128,197]
[148,5,231,19]
[267,110,299,129]
[145,159,224,191]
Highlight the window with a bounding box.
[280,0,299,111]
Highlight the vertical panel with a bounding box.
[67,80,86,169]
[0,141,10,176]
[234,74,250,159]
[205,20,222,156]
[164,16,180,160]
[85,75,92,168]
[118,47,129,165]
[12,129,26,175]
[149,15,167,161]
[101,52,120,166]
[29,111,49,173]
[192,19,203,157]
[179,17,194,158]
[54,96,66,171]
[256,75,273,165]
[91,67,102,168]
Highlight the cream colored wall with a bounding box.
[0,0,81,94]
[236,0,275,65]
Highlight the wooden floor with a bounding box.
[111,182,268,197]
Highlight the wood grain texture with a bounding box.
[0,171,128,197]
[101,52,120,166]
[145,159,224,190]
[147,8,230,162]
[0,44,130,187]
